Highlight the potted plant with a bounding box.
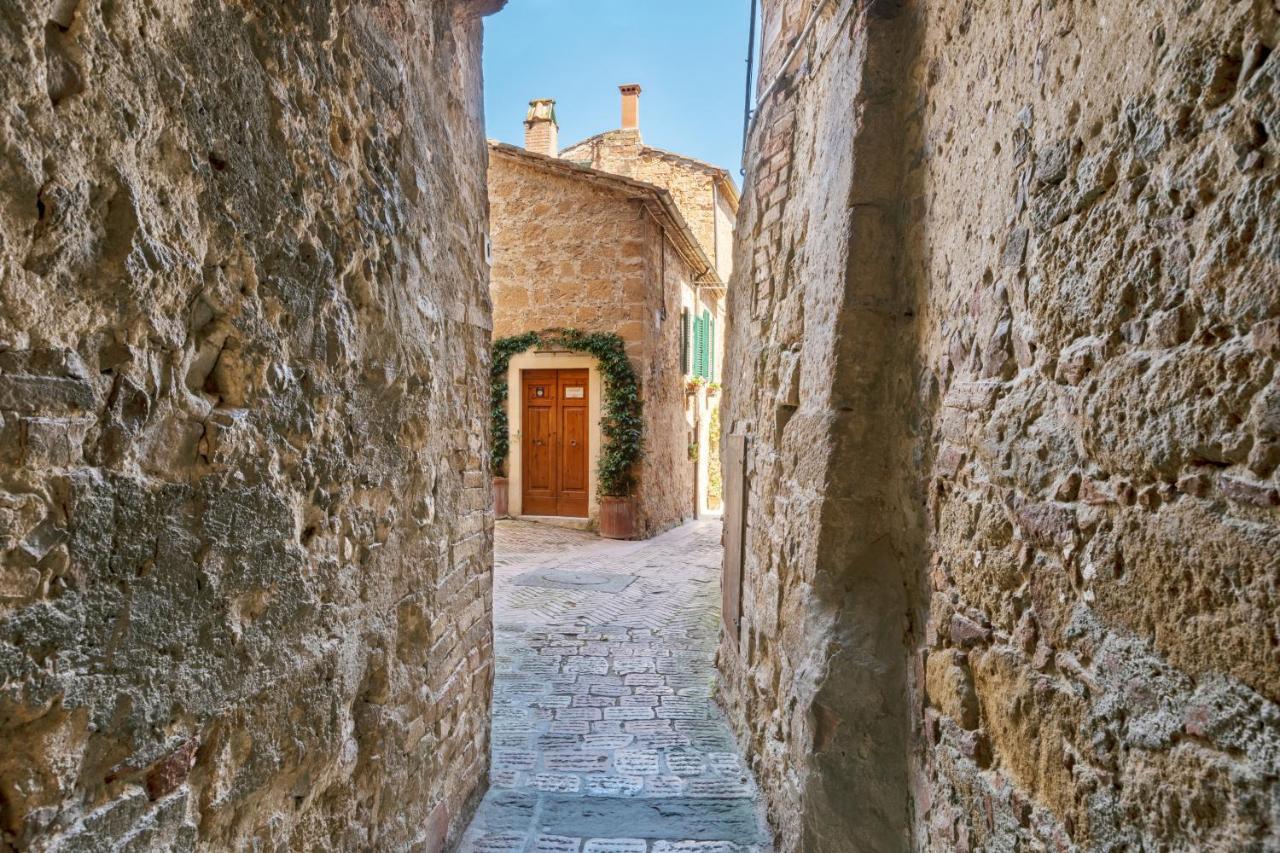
[597,411,640,540]
[685,375,706,396]
[493,470,509,518]
[491,399,512,519]
[599,493,635,539]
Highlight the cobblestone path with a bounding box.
[459,520,770,853]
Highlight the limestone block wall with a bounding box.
[560,133,735,276]
[560,129,644,175]
[637,224,697,535]
[629,153,722,272]
[489,155,651,364]
[721,0,1279,850]
[718,1,921,849]
[912,2,1279,848]
[0,1,496,849]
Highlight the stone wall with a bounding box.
[718,1,920,849]
[560,132,735,278]
[713,189,736,283]
[0,1,497,849]
[913,1,1280,847]
[489,153,651,363]
[640,220,697,533]
[721,0,1279,850]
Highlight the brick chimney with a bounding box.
[619,84,641,130]
[524,98,558,157]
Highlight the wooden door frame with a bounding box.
[505,352,602,521]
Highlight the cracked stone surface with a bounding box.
[460,520,770,853]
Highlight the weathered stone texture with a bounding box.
[722,0,1279,850]
[718,2,921,850]
[0,1,496,849]
[913,1,1280,848]
[489,155,654,356]
[560,131,737,282]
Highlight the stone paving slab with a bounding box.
[514,568,639,592]
[459,520,771,853]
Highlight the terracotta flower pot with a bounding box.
[493,477,509,518]
[599,495,635,540]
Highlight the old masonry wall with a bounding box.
[0,0,499,849]
[721,0,1280,850]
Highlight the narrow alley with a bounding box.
[459,521,768,852]
[3,0,1277,849]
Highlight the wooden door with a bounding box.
[521,369,590,517]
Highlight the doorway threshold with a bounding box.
[515,515,593,532]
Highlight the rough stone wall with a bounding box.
[629,153,721,271]
[913,1,1279,848]
[560,129,642,173]
[0,1,497,849]
[718,1,921,850]
[489,153,650,362]
[487,151,695,534]
[721,0,1280,850]
[637,223,696,535]
[560,132,732,274]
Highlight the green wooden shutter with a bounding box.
[691,313,700,378]
[681,309,691,374]
[697,310,712,379]
[709,315,716,379]
[695,313,707,378]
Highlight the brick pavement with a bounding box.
[459,520,770,853]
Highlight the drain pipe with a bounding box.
[751,0,835,125]
[740,0,758,175]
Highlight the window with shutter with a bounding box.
[691,313,700,378]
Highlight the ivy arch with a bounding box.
[491,329,644,497]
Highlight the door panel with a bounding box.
[557,370,589,516]
[521,368,590,518]
[522,371,558,516]
[560,407,588,492]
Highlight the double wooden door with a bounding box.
[522,369,589,517]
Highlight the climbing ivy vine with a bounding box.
[491,329,644,497]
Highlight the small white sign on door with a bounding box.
[564,386,584,399]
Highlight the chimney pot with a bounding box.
[524,98,558,157]
[619,84,641,131]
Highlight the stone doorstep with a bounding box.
[518,515,595,531]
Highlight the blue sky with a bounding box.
[483,0,752,177]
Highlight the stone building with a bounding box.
[488,87,736,535]
[720,0,1280,851]
[0,0,500,849]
